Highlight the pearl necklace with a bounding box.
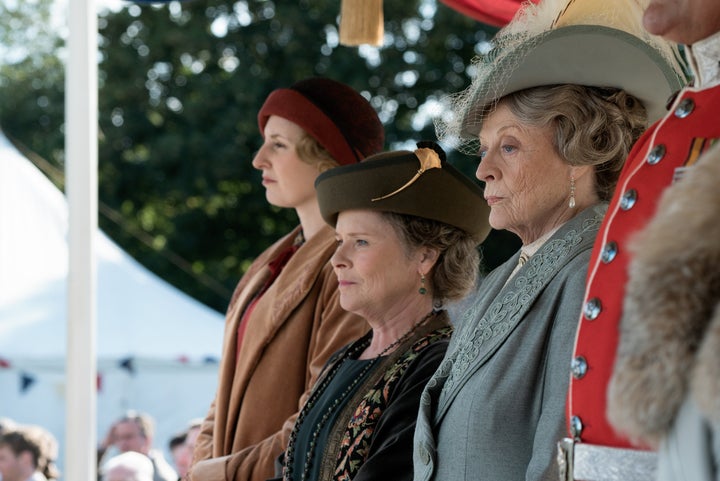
[283,310,436,481]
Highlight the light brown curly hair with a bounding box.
[496,84,648,201]
[383,212,480,302]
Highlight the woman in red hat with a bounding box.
[189,77,384,481]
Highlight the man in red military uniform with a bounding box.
[562,0,720,479]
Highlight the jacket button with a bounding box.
[647,144,666,165]
[600,241,618,264]
[570,415,584,440]
[674,97,695,118]
[583,298,601,320]
[418,445,431,465]
[571,356,588,379]
[619,189,637,210]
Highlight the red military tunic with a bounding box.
[567,77,720,454]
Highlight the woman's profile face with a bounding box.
[252,115,320,211]
[331,210,424,322]
[476,102,573,244]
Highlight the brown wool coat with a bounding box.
[190,225,368,481]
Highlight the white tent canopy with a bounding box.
[0,132,224,474]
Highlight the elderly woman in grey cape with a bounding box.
[412,0,685,480]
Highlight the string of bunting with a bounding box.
[0,355,218,395]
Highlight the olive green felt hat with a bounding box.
[315,142,491,241]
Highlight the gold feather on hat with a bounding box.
[371,148,442,202]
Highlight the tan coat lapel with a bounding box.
[213,228,296,456]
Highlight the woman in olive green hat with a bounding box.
[272,142,490,481]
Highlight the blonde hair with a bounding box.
[295,133,340,174]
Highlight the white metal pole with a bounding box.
[65,0,98,477]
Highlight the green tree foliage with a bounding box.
[0,0,65,169]
[1,0,519,312]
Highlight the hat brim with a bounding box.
[258,88,360,166]
[462,25,684,137]
[316,151,491,241]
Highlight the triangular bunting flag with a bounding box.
[20,372,36,393]
[119,357,136,375]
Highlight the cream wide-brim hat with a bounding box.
[439,0,687,151]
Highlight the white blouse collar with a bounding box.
[687,30,720,89]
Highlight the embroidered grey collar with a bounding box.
[688,30,720,89]
[506,225,560,284]
[520,225,560,262]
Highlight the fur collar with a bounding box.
[607,143,720,447]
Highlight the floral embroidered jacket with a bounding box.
[281,311,452,481]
